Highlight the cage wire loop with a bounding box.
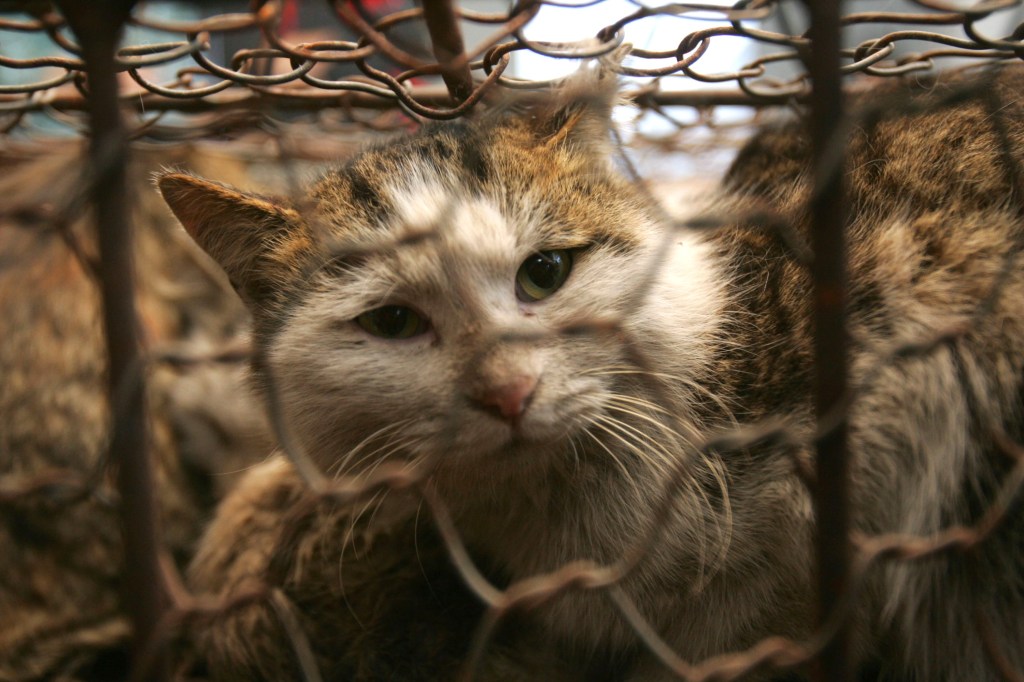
[0,1,1023,123]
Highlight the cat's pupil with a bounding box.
[356,305,426,339]
[526,255,559,288]
[375,307,409,335]
[516,249,572,302]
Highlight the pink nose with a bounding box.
[476,376,538,421]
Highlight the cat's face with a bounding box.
[272,165,660,481]
[159,74,723,489]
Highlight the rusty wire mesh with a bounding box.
[2,1,1024,681]
[0,0,1023,136]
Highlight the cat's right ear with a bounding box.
[157,172,311,307]
[515,45,630,153]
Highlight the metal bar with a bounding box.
[420,0,475,102]
[803,0,852,681]
[53,2,167,681]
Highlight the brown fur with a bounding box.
[186,459,590,681]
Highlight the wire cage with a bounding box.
[2,1,1024,681]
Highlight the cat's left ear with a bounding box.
[157,172,311,308]
[527,46,628,151]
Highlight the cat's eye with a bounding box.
[516,249,573,302]
[355,305,429,339]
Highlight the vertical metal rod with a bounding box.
[421,0,474,103]
[803,1,852,681]
[54,3,166,680]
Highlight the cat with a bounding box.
[160,63,1024,681]
[0,143,270,681]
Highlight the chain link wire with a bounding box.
[0,0,1022,134]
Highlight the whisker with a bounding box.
[587,363,740,427]
[592,413,720,588]
[579,363,678,382]
[325,418,414,477]
[587,415,712,585]
[338,432,422,479]
[592,413,675,481]
[364,489,392,535]
[412,498,442,604]
[581,419,649,508]
[603,393,676,419]
[335,438,427,629]
[603,396,686,441]
[346,489,385,560]
[695,450,734,591]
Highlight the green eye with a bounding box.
[355,306,429,339]
[515,249,573,302]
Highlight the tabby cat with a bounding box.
[160,64,1024,681]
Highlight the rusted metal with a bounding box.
[803,0,852,681]
[0,86,779,115]
[420,0,475,103]
[0,1,1022,135]
[53,2,167,681]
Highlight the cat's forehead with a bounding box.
[308,118,651,253]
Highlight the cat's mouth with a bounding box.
[487,420,560,449]
[462,405,591,460]
[450,429,574,480]
[427,384,600,464]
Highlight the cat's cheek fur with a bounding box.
[630,230,729,378]
[265,309,443,470]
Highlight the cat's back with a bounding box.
[726,65,1024,212]
[717,64,1024,681]
[715,64,1024,347]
